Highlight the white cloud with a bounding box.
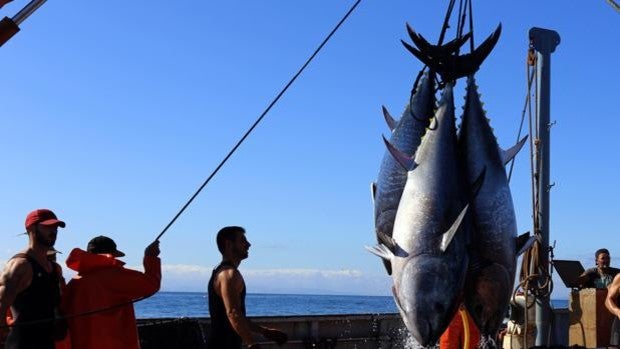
[159,264,390,296]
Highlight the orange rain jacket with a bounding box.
[61,248,161,349]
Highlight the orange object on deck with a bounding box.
[440,305,480,349]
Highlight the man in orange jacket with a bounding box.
[61,236,161,349]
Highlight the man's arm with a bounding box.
[107,241,161,299]
[218,269,287,347]
[219,268,257,345]
[606,274,620,318]
[577,268,596,288]
[0,258,33,327]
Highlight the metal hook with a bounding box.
[546,182,555,192]
[547,120,557,131]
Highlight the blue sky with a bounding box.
[0,1,618,299]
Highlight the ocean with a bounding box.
[134,292,569,319]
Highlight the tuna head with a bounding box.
[465,262,512,335]
[393,254,465,346]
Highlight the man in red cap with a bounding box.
[0,209,66,349]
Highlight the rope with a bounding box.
[438,0,457,46]
[154,0,363,241]
[467,0,475,52]
[607,0,620,13]
[506,59,535,182]
[460,307,471,349]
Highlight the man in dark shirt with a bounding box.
[578,248,620,289]
[0,209,66,349]
[208,226,287,349]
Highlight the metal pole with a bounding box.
[529,27,560,347]
[13,0,47,25]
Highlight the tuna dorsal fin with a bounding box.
[383,135,416,171]
[440,204,469,252]
[382,105,397,132]
[365,243,395,262]
[501,135,528,165]
[516,231,536,256]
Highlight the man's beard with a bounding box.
[35,231,55,248]
[233,246,248,259]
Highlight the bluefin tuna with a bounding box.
[371,72,435,275]
[368,84,471,346]
[458,75,531,345]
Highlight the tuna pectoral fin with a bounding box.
[515,231,536,256]
[382,105,398,132]
[365,243,395,262]
[501,135,528,165]
[440,204,469,252]
[377,230,397,250]
[383,135,416,171]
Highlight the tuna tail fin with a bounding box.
[383,135,416,171]
[501,135,528,165]
[405,23,471,58]
[516,231,536,256]
[382,105,398,132]
[365,243,395,262]
[440,204,469,252]
[402,24,502,82]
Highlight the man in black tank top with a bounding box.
[0,209,66,349]
[208,226,288,349]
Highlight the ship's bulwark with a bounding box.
[136,311,570,348]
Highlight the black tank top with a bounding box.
[5,253,60,349]
[208,261,246,349]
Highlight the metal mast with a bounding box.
[529,27,560,347]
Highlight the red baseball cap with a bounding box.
[25,209,66,230]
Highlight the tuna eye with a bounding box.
[434,303,445,313]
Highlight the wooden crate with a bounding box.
[568,288,615,347]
